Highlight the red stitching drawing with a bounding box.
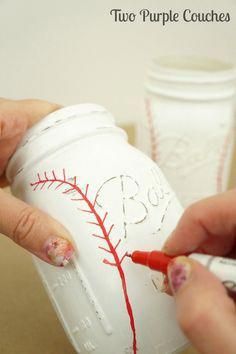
[145,98,158,162]
[30,169,137,354]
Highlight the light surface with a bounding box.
[0,0,235,124]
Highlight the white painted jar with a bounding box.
[138,57,236,207]
[7,104,187,354]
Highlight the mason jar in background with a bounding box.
[7,104,187,354]
[138,57,236,207]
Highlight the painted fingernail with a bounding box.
[167,256,192,294]
[44,237,74,266]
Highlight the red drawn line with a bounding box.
[103,259,117,267]
[216,128,233,194]
[30,170,137,354]
[103,212,108,223]
[114,239,121,250]
[145,98,158,162]
[92,233,105,240]
[98,245,112,253]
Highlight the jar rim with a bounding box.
[148,56,236,83]
[6,104,127,183]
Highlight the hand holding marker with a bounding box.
[128,250,236,292]
[142,191,236,354]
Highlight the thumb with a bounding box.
[0,98,61,187]
[168,256,236,354]
[0,188,74,266]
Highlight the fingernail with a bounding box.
[162,243,172,254]
[162,244,180,256]
[44,237,74,266]
[161,275,169,293]
[167,256,192,294]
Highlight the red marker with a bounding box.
[128,250,236,293]
[128,250,173,275]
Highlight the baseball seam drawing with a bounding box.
[30,169,137,354]
[145,98,158,162]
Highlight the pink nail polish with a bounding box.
[44,237,74,266]
[168,257,191,293]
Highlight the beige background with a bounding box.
[0,0,235,125]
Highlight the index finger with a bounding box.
[0,98,61,128]
[13,99,61,127]
[162,189,236,257]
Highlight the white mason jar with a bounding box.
[138,57,236,207]
[7,104,187,354]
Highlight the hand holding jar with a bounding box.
[0,98,74,267]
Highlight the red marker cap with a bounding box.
[131,251,173,274]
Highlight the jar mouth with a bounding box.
[6,104,127,183]
[148,56,236,83]
[18,103,112,148]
